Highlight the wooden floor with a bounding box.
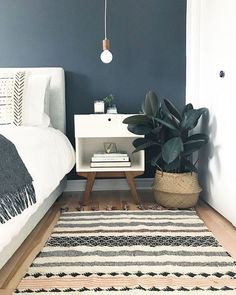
[0,190,236,295]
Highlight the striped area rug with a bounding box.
[15,210,236,294]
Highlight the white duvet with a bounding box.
[0,126,75,253]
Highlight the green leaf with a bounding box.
[127,124,152,135]
[133,138,147,148]
[182,139,206,156]
[162,137,184,164]
[161,110,180,130]
[132,138,160,151]
[182,103,193,117]
[187,133,209,143]
[163,98,182,121]
[133,141,159,153]
[170,114,181,129]
[123,115,151,125]
[154,117,178,131]
[141,101,145,114]
[180,108,208,130]
[143,91,160,117]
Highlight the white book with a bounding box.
[90,161,131,168]
[91,156,130,162]
[93,152,128,158]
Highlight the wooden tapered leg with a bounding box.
[125,171,141,204]
[78,171,143,206]
[81,172,96,206]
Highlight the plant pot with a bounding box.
[152,170,202,209]
[106,105,117,114]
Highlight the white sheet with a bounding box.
[0,126,75,253]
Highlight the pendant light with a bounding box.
[100,0,113,63]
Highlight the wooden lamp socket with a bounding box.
[103,38,110,51]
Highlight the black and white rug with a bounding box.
[15,210,236,294]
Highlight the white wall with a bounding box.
[186,0,236,226]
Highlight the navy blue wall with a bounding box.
[0,0,186,179]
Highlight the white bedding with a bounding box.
[0,126,75,253]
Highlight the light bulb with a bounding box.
[100,49,113,63]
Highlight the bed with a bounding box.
[0,67,75,269]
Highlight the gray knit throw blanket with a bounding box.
[0,134,36,223]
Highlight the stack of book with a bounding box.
[90,152,131,168]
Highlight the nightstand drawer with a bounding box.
[74,114,137,138]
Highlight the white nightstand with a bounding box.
[74,114,145,205]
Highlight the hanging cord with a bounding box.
[104,0,107,39]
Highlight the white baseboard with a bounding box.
[65,177,153,192]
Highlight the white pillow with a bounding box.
[22,75,51,127]
[0,71,27,126]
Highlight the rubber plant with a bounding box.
[123,91,209,173]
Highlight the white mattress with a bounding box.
[0,126,75,254]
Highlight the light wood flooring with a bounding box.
[0,190,236,295]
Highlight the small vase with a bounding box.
[107,105,117,114]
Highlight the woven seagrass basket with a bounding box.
[152,170,202,208]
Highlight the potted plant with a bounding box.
[103,94,117,113]
[123,91,208,208]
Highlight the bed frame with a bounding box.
[0,67,67,269]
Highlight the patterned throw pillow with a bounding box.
[0,71,27,126]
